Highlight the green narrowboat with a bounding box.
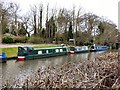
[17,46,68,61]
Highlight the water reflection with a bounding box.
[2,51,106,84]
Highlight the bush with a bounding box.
[28,36,44,44]
[14,37,28,43]
[2,36,14,43]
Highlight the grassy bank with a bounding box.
[1,47,18,58]
[1,45,58,58]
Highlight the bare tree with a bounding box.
[72,6,75,45]
[57,8,71,44]
[20,15,31,37]
[45,3,49,42]
[81,13,99,44]
[38,4,43,35]
[75,7,82,45]
[0,1,14,34]
[10,3,21,36]
[30,5,37,35]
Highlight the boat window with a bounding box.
[63,48,66,51]
[27,47,34,52]
[24,47,28,51]
[42,50,46,53]
[38,51,42,54]
[46,50,49,53]
[70,47,74,51]
[60,49,63,52]
[18,47,26,52]
[28,47,34,50]
[56,49,59,52]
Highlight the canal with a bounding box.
[1,51,108,86]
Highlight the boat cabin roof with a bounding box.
[95,46,108,48]
[34,47,66,50]
[70,46,88,48]
[18,46,33,48]
[18,46,66,50]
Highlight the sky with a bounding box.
[6,0,119,27]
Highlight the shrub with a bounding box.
[14,37,28,43]
[28,36,44,44]
[2,36,14,43]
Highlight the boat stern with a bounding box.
[69,51,75,54]
[17,56,25,61]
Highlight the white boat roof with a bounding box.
[34,47,66,50]
[18,46,67,50]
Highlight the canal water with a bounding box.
[1,51,108,86]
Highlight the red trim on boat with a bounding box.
[17,56,25,61]
[69,51,75,54]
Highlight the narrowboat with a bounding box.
[90,46,109,52]
[0,52,7,63]
[69,46,89,54]
[17,46,68,61]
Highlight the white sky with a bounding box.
[6,0,119,27]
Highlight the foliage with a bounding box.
[46,16,57,41]
[98,22,105,34]
[18,23,27,36]
[14,36,28,43]
[2,28,9,34]
[28,36,44,44]
[2,36,14,43]
[68,22,73,40]
[1,1,118,46]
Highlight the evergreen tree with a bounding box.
[18,23,27,36]
[68,22,73,40]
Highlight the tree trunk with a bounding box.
[34,14,37,35]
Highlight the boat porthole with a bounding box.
[60,49,63,52]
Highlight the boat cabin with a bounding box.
[90,45,109,52]
[69,46,89,54]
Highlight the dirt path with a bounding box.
[0,43,58,48]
